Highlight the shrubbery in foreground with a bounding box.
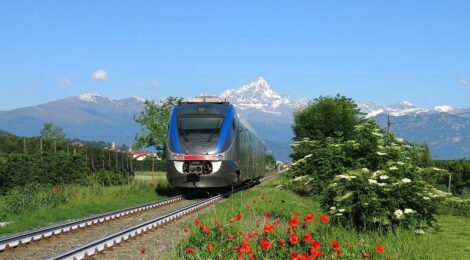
[286,121,447,231]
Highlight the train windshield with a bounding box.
[177,116,224,154]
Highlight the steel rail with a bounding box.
[0,195,184,252]
[49,175,276,260]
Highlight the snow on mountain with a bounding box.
[220,77,306,115]
[358,101,462,118]
[77,93,104,102]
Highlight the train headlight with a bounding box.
[177,154,184,160]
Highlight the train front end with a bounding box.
[166,97,238,189]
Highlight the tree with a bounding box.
[265,154,276,171]
[292,94,364,142]
[133,97,182,159]
[40,122,66,141]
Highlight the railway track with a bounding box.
[0,195,184,252]
[0,174,276,259]
[49,175,276,260]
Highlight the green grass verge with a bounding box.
[0,180,169,235]
[173,179,470,259]
[134,171,167,180]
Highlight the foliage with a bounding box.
[292,94,364,156]
[287,120,445,231]
[265,154,276,169]
[0,135,132,194]
[40,122,66,141]
[433,159,470,196]
[133,97,182,159]
[0,183,66,220]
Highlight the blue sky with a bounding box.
[1,0,469,110]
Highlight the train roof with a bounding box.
[180,96,229,105]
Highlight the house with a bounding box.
[129,149,159,161]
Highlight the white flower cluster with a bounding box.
[394,208,414,219]
[402,178,412,183]
[334,174,356,181]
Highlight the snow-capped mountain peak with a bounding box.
[77,93,103,103]
[220,77,306,114]
[433,105,455,113]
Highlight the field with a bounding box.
[171,178,470,259]
[134,171,167,181]
[0,179,171,235]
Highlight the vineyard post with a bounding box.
[152,155,155,181]
[54,140,57,153]
[115,150,118,172]
[67,143,70,156]
[108,149,111,170]
[85,147,88,173]
[40,137,43,151]
[448,172,452,193]
[102,151,105,170]
[23,137,26,153]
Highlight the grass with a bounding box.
[134,171,167,181]
[172,179,470,259]
[0,179,173,235]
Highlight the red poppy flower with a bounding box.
[337,249,342,257]
[182,228,189,233]
[290,252,299,260]
[228,233,235,239]
[290,217,299,227]
[215,220,222,226]
[278,239,286,247]
[298,253,310,260]
[309,239,321,250]
[230,218,235,224]
[375,243,385,253]
[186,247,195,254]
[218,227,225,232]
[236,214,242,221]
[331,240,341,251]
[289,232,299,245]
[260,239,272,250]
[295,212,300,217]
[140,247,145,254]
[303,212,314,223]
[320,214,330,223]
[201,225,210,235]
[362,252,371,258]
[303,232,312,242]
[207,244,214,251]
[274,220,281,226]
[310,248,324,258]
[256,219,261,223]
[265,212,271,220]
[264,223,275,234]
[194,218,200,226]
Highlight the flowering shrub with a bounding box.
[287,121,448,230]
[323,163,444,230]
[176,190,392,259]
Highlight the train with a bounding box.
[166,96,266,191]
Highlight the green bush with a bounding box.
[323,164,444,230]
[287,120,449,231]
[0,183,67,220]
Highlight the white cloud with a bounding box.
[92,70,108,81]
[150,80,159,88]
[60,78,72,88]
[459,79,469,88]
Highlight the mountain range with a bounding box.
[0,77,469,160]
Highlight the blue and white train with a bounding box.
[166,96,265,190]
